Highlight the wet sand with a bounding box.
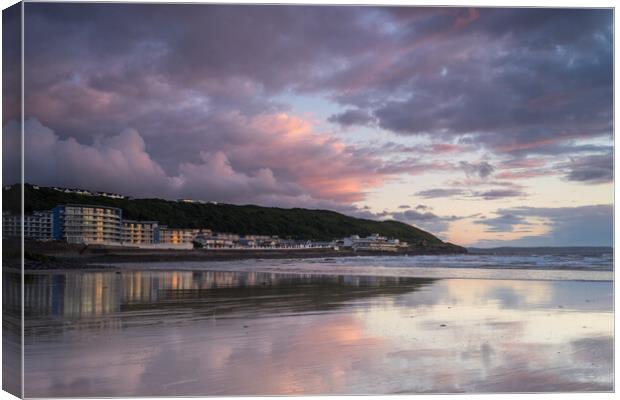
[18,269,613,396]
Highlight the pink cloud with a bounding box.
[495,170,555,180]
[215,112,391,203]
[9,115,393,207]
[494,132,591,153]
[452,8,480,30]
[499,158,548,169]
[430,143,469,153]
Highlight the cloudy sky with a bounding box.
[2,4,613,247]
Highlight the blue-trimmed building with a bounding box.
[52,204,123,244]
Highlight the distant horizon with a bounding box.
[467,245,613,250]
[3,5,613,248]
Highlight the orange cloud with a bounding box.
[239,112,391,203]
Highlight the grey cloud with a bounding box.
[414,186,524,200]
[474,213,530,233]
[22,6,612,158]
[358,9,611,157]
[388,207,478,237]
[415,188,466,199]
[400,210,438,221]
[563,153,613,184]
[471,189,526,200]
[389,210,449,237]
[460,161,494,179]
[21,4,390,147]
[328,109,376,127]
[473,204,613,247]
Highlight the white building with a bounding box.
[342,234,405,252]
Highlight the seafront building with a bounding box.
[158,227,202,244]
[52,204,123,244]
[2,211,54,241]
[341,234,407,252]
[122,220,160,245]
[4,203,201,246]
[193,232,235,248]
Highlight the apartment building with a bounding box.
[53,204,123,244]
[158,227,201,244]
[122,220,159,245]
[2,211,54,241]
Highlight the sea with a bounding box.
[110,247,614,281]
[8,247,615,396]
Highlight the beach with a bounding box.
[18,256,614,396]
[10,239,465,272]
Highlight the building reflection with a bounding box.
[24,270,434,324]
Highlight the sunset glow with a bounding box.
[3,4,612,247]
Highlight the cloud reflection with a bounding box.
[23,271,613,396]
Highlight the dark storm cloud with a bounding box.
[12,4,613,207]
[2,3,22,187]
[19,4,390,146]
[2,3,21,124]
[364,8,612,155]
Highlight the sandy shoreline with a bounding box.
[11,240,467,272]
[14,257,613,282]
[103,261,615,282]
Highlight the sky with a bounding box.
[2,4,614,247]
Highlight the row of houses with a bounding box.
[43,185,126,199]
[3,204,409,251]
[2,204,321,249]
[2,204,209,246]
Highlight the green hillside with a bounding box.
[5,184,460,248]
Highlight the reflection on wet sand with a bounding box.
[22,270,613,396]
[24,271,432,329]
[3,270,22,397]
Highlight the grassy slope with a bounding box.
[5,184,452,245]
